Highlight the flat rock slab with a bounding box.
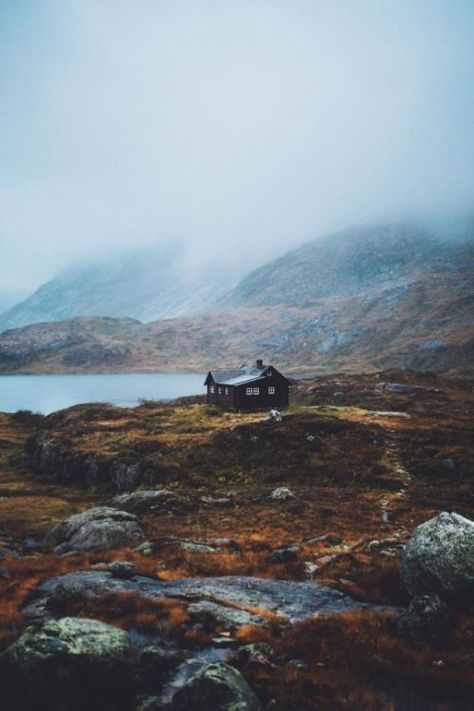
[24,571,388,626]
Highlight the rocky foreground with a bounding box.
[0,370,473,709]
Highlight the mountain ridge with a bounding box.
[0,246,241,333]
[0,219,473,375]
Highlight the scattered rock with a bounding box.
[366,539,404,556]
[304,533,343,547]
[233,643,274,666]
[179,542,218,554]
[140,645,182,685]
[268,547,299,564]
[211,636,238,648]
[332,391,345,403]
[46,507,144,554]
[263,409,282,424]
[287,659,309,671]
[441,458,456,471]
[194,537,240,552]
[377,382,426,394]
[316,554,337,567]
[303,562,319,580]
[368,410,411,419]
[401,511,474,596]
[172,662,262,711]
[269,487,294,502]
[113,490,193,514]
[136,540,154,556]
[109,560,138,580]
[397,594,454,647]
[200,495,234,508]
[187,601,266,630]
[0,617,132,710]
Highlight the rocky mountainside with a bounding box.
[226,220,472,307]
[0,246,240,333]
[0,220,473,374]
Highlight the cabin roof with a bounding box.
[219,373,267,386]
[206,363,288,386]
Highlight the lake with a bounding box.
[0,373,206,415]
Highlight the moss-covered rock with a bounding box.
[172,662,261,711]
[401,511,474,596]
[0,617,132,710]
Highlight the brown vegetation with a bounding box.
[0,370,473,707]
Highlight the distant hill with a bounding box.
[0,246,240,333]
[0,220,473,375]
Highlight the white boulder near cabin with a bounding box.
[204,359,290,411]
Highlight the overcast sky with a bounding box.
[0,0,473,298]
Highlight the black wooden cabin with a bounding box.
[204,359,290,411]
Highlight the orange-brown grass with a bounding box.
[0,547,164,652]
[235,611,474,710]
[0,552,95,650]
[58,591,190,639]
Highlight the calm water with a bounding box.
[0,373,206,415]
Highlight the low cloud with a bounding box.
[0,0,473,295]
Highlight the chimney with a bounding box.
[256,359,263,368]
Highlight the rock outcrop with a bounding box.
[46,507,144,554]
[28,433,143,491]
[24,570,380,627]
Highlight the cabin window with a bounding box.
[246,387,252,395]
[209,385,215,394]
[225,387,229,395]
[267,369,272,376]
[268,386,275,395]
[253,387,260,395]
[218,387,222,394]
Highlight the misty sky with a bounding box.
[0,0,473,298]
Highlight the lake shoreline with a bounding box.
[0,372,207,415]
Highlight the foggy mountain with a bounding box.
[0,246,241,333]
[1,219,473,375]
[227,220,472,307]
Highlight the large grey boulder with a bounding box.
[46,506,144,554]
[172,662,261,710]
[401,511,474,596]
[0,617,132,710]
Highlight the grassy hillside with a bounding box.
[1,370,473,707]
